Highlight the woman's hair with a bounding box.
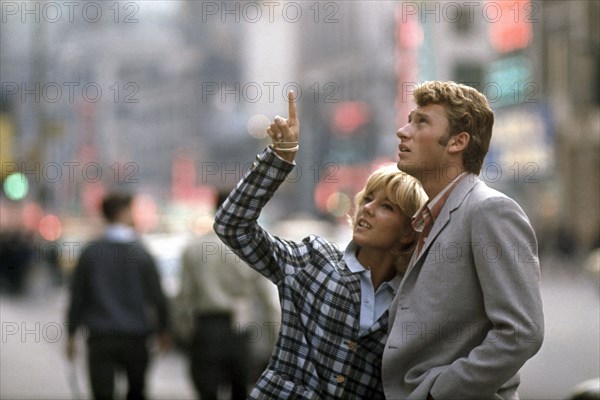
[349,165,428,272]
[413,81,494,174]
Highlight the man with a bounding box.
[383,81,544,399]
[175,191,277,400]
[66,191,171,400]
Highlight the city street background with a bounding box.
[1,0,599,399]
[1,254,598,400]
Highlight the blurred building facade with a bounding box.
[1,0,597,248]
[293,2,399,218]
[412,0,555,237]
[534,0,600,250]
[395,0,599,251]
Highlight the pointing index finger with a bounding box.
[288,90,297,121]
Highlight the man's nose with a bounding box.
[396,124,409,139]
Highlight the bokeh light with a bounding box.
[3,172,29,201]
[247,114,271,139]
[326,191,352,218]
[132,194,159,233]
[39,214,62,241]
[22,202,44,232]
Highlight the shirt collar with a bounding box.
[412,171,467,232]
[105,224,137,242]
[343,241,403,292]
[427,171,468,211]
[344,241,368,273]
[383,273,403,292]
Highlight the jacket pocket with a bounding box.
[251,369,321,400]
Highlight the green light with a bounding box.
[4,173,29,201]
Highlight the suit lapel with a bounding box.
[404,174,481,277]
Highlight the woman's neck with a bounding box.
[356,247,397,291]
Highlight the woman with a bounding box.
[213,91,427,399]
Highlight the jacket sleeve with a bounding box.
[213,146,314,285]
[430,195,544,399]
[141,248,171,334]
[66,245,92,337]
[173,245,198,340]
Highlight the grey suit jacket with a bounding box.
[382,174,544,400]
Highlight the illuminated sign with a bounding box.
[487,0,534,53]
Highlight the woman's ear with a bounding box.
[398,227,417,247]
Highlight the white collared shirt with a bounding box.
[104,224,137,242]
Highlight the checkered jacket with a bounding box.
[214,147,388,399]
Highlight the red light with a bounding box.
[39,214,62,241]
[22,202,43,232]
[132,194,159,233]
[332,102,371,135]
[488,0,532,53]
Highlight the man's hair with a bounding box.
[101,191,133,223]
[350,165,428,271]
[413,81,494,174]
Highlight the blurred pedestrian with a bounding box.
[383,80,544,399]
[213,91,428,398]
[65,191,171,400]
[44,239,63,287]
[0,230,33,296]
[175,191,277,400]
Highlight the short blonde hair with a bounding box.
[349,165,428,271]
[413,81,494,174]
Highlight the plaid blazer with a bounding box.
[214,147,388,399]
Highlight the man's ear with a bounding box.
[448,132,470,154]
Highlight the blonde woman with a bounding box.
[213,92,427,399]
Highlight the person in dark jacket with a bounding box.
[66,191,171,400]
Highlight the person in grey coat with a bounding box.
[383,81,544,400]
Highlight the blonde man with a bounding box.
[383,81,544,399]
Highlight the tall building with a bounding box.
[0,1,256,219]
[534,0,600,249]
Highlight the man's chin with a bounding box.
[397,161,418,177]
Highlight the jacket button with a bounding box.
[336,375,346,384]
[347,341,358,351]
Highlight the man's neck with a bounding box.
[422,178,451,200]
[421,164,466,199]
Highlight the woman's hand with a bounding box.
[267,90,299,163]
